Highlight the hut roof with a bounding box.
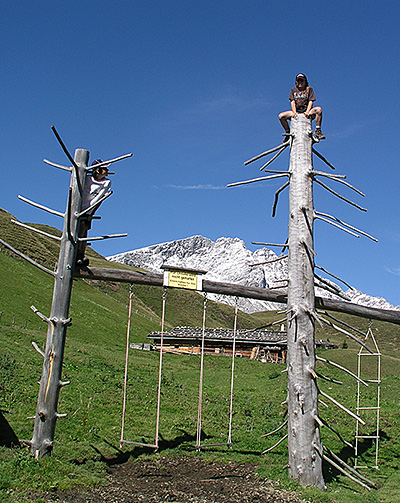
[147,326,287,345]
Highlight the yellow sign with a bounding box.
[163,269,203,291]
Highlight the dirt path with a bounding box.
[34,457,311,503]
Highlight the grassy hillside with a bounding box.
[1,208,400,503]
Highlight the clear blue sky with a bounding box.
[2,1,399,307]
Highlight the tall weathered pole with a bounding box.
[286,115,324,488]
[227,108,381,490]
[30,149,88,459]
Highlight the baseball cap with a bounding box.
[91,159,110,169]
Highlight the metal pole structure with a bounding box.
[30,149,89,459]
[286,115,325,488]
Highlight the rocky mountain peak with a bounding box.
[107,236,399,314]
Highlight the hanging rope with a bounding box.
[154,287,167,451]
[119,285,167,450]
[227,297,239,446]
[196,296,238,450]
[196,293,208,450]
[120,284,133,449]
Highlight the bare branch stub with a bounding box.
[318,416,353,448]
[227,172,288,188]
[317,450,370,491]
[261,418,288,438]
[314,264,354,290]
[313,170,365,196]
[244,141,290,165]
[318,389,365,425]
[272,181,290,217]
[251,241,287,247]
[43,159,72,172]
[319,310,367,338]
[78,233,128,242]
[315,211,377,242]
[51,126,80,180]
[312,147,336,170]
[249,254,288,267]
[323,445,376,489]
[76,191,113,218]
[316,356,369,386]
[314,178,367,212]
[259,144,288,171]
[261,433,288,454]
[31,305,51,324]
[12,220,61,241]
[17,195,65,218]
[0,238,56,277]
[315,214,360,238]
[86,153,133,170]
[318,315,374,353]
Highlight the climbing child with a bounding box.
[76,159,112,266]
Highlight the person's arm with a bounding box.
[87,179,112,212]
[288,88,297,116]
[305,101,314,117]
[305,87,316,117]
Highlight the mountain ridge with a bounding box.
[107,235,400,314]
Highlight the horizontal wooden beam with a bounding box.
[314,297,400,325]
[74,266,400,325]
[75,266,164,286]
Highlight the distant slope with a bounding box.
[2,207,400,364]
[0,208,278,336]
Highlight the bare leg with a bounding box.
[309,106,322,128]
[278,110,294,133]
[308,106,325,139]
[76,218,92,264]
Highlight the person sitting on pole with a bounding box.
[76,159,112,266]
[278,73,325,142]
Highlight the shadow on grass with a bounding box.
[71,429,200,467]
[0,410,20,448]
[323,429,389,484]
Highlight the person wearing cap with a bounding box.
[76,159,112,266]
[278,73,325,142]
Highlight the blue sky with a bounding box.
[2,1,400,307]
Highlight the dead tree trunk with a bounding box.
[30,149,88,459]
[286,115,325,488]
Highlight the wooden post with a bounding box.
[286,115,324,488]
[30,149,89,459]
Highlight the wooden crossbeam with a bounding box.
[74,266,400,325]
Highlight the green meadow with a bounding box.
[1,208,400,503]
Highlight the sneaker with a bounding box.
[314,129,326,140]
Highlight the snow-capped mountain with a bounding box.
[107,236,399,314]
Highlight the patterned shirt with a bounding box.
[289,86,316,113]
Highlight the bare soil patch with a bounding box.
[34,457,311,503]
